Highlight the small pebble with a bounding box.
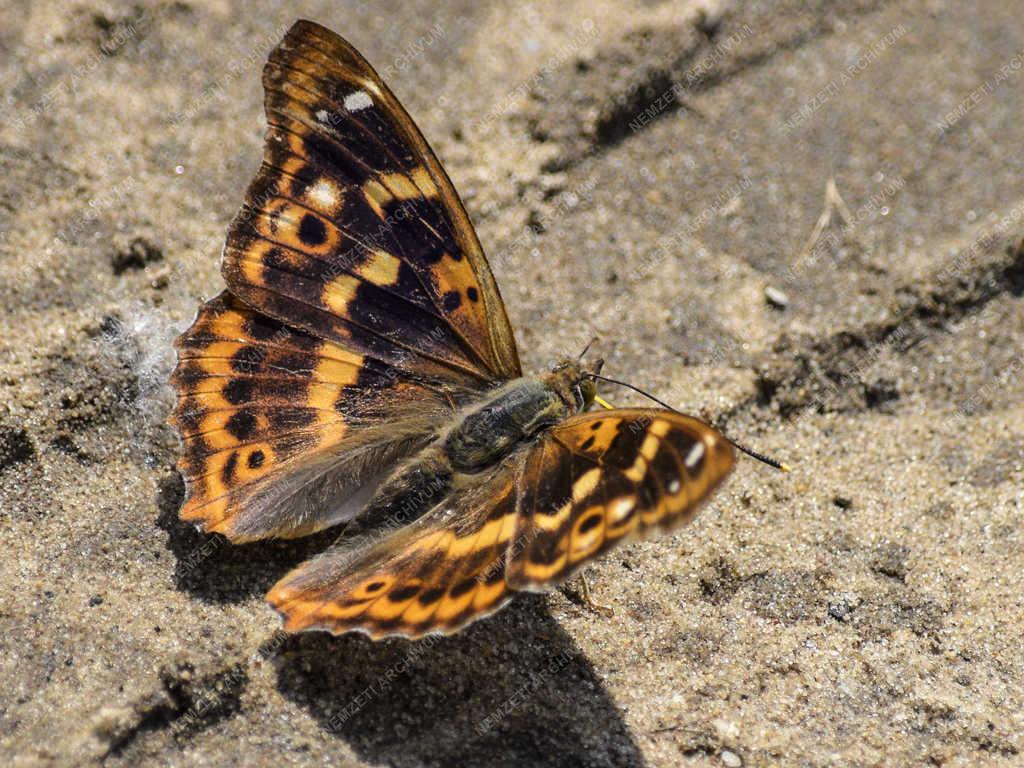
[764,285,790,309]
[721,749,743,767]
[150,266,170,290]
[828,601,854,622]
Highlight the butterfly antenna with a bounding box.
[587,373,677,410]
[578,336,600,361]
[585,372,791,472]
[726,438,791,472]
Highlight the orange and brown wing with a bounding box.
[267,455,524,639]
[171,292,448,542]
[506,409,735,591]
[267,409,734,639]
[221,19,521,385]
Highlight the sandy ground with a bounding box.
[2,0,1023,766]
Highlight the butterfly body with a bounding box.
[340,359,595,531]
[170,20,737,639]
[443,360,596,471]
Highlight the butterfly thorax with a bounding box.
[354,360,595,530]
[445,361,589,473]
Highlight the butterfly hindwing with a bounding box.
[171,292,451,541]
[506,409,736,591]
[221,19,520,385]
[266,409,733,639]
[267,454,524,639]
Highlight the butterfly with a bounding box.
[170,19,738,640]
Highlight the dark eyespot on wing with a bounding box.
[388,584,421,602]
[226,410,258,440]
[298,213,328,245]
[442,290,461,312]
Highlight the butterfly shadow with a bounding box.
[273,594,647,768]
[158,473,646,765]
[156,471,335,603]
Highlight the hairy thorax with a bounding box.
[444,377,570,472]
[356,360,593,529]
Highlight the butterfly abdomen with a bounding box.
[357,444,454,530]
[444,378,568,472]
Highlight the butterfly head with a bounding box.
[546,357,604,412]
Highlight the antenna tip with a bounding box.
[779,462,792,473]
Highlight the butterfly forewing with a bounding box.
[506,409,735,591]
[172,20,522,541]
[222,19,520,384]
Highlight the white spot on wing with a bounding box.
[685,442,705,469]
[609,496,635,522]
[667,478,681,494]
[307,178,338,209]
[315,109,330,123]
[344,90,373,112]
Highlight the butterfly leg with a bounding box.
[579,571,614,617]
[562,571,614,617]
